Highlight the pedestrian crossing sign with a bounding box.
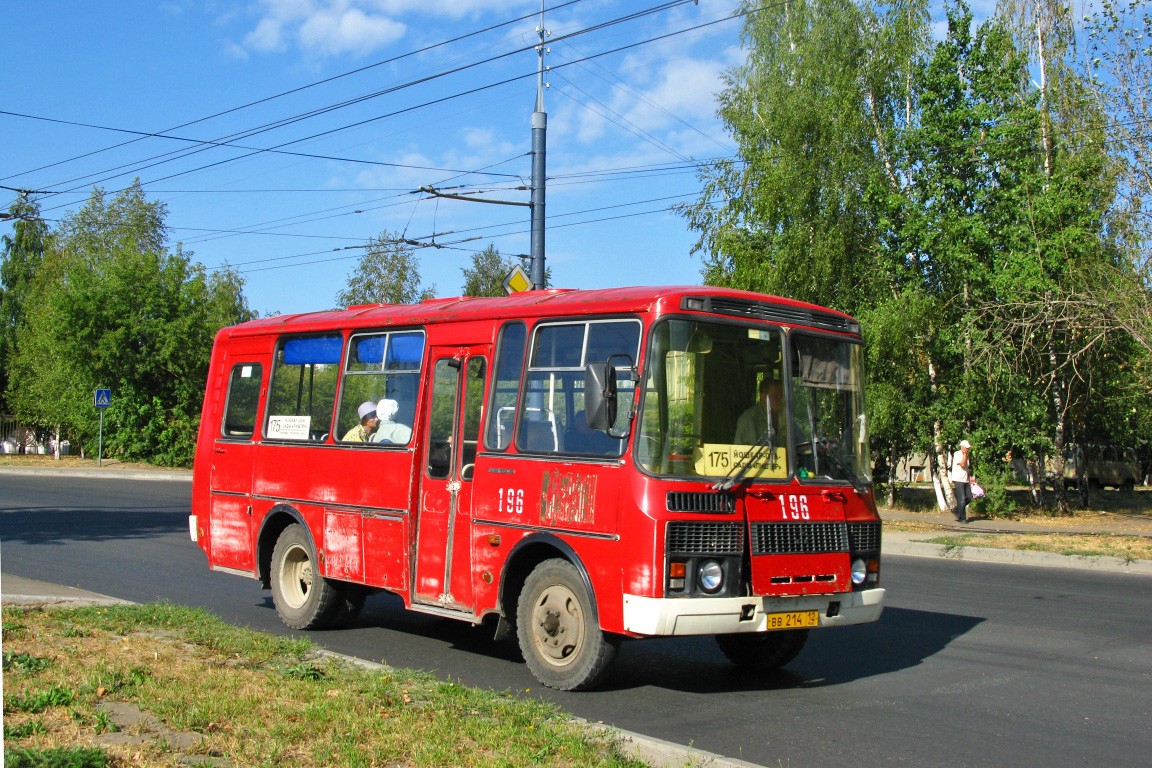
[94,389,112,408]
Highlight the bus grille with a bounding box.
[848,522,881,552]
[751,522,849,555]
[666,492,736,514]
[666,522,744,554]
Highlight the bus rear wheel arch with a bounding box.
[516,558,619,691]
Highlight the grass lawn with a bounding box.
[2,603,646,768]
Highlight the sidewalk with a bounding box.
[0,574,132,607]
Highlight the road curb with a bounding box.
[0,467,192,482]
[882,534,1152,575]
[580,720,767,768]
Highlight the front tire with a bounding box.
[516,559,619,691]
[270,524,342,630]
[716,629,809,671]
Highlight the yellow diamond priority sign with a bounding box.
[503,264,534,294]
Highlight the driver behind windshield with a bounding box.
[735,378,785,445]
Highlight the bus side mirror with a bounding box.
[584,361,617,431]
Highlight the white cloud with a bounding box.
[234,0,531,57]
[244,16,286,51]
[374,0,525,18]
[238,0,407,57]
[298,7,406,56]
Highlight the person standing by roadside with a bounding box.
[951,439,974,522]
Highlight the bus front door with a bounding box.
[413,346,490,611]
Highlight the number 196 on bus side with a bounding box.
[497,487,524,515]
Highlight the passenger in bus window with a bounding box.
[735,378,784,445]
[342,401,380,442]
[372,398,413,445]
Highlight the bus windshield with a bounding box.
[636,318,869,486]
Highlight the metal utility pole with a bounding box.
[529,0,548,290]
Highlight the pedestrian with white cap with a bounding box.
[951,439,974,522]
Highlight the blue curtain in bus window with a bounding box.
[532,325,583,368]
[353,335,386,366]
[387,332,424,371]
[284,335,343,365]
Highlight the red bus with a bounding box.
[190,286,884,690]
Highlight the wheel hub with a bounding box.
[531,584,584,666]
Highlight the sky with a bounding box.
[1,0,752,318]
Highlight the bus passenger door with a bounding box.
[209,359,265,573]
[413,346,490,610]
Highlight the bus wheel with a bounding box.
[270,524,341,630]
[516,559,619,691]
[716,629,809,671]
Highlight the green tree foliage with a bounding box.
[0,197,49,413]
[7,182,254,466]
[460,244,550,296]
[682,0,929,314]
[461,244,516,297]
[686,0,1137,513]
[335,232,436,307]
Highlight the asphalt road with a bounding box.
[2,474,1150,768]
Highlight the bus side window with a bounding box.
[334,330,424,446]
[221,363,263,439]
[484,322,526,451]
[460,356,487,480]
[265,335,342,442]
[518,319,640,457]
[427,359,459,479]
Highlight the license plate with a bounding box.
[765,610,819,630]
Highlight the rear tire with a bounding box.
[516,559,619,691]
[270,524,342,630]
[716,629,809,671]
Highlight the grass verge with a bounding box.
[913,532,1152,562]
[2,603,647,768]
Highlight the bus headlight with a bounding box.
[699,560,724,592]
[851,558,867,585]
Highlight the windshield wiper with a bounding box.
[713,425,777,491]
[815,436,868,493]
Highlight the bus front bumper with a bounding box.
[621,588,885,637]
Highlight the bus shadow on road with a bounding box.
[599,607,984,693]
[301,594,982,694]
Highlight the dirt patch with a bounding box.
[884,484,1152,533]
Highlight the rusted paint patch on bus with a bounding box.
[539,470,597,527]
[324,511,363,580]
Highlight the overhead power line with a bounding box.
[30,0,699,203]
[0,0,590,184]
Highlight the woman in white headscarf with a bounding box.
[372,398,412,445]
